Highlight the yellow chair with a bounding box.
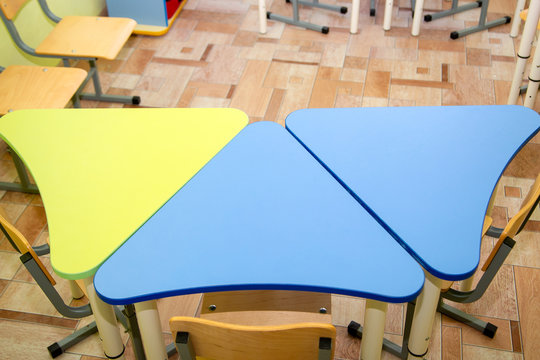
[0,210,136,358]
[0,64,87,193]
[0,0,140,105]
[438,173,540,337]
[169,316,336,360]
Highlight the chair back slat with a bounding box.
[1,0,29,20]
[0,212,56,285]
[482,173,540,271]
[170,316,335,360]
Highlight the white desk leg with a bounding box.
[135,300,168,360]
[508,0,540,104]
[69,279,84,299]
[359,299,388,359]
[407,272,443,359]
[351,0,360,34]
[510,0,526,37]
[510,0,525,37]
[258,0,267,34]
[524,40,540,108]
[411,0,424,36]
[83,277,125,360]
[383,0,393,31]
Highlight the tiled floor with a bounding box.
[1,0,540,359]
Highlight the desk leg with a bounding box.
[360,299,388,359]
[411,0,424,36]
[83,277,125,360]
[258,0,267,34]
[407,272,443,359]
[135,300,168,360]
[383,0,393,30]
[350,0,360,33]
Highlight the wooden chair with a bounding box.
[0,210,132,358]
[170,316,336,360]
[438,173,540,337]
[0,64,87,193]
[0,0,140,105]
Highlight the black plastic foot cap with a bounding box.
[347,321,362,337]
[483,323,497,338]
[132,96,141,105]
[370,9,375,16]
[424,14,432,22]
[48,343,63,358]
[340,6,348,14]
[285,0,291,3]
[322,26,329,34]
[266,11,271,19]
[505,16,512,24]
[450,31,459,39]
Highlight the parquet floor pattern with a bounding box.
[1,0,539,359]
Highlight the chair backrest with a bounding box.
[0,211,56,285]
[170,316,336,360]
[482,173,540,271]
[200,290,332,326]
[0,0,29,20]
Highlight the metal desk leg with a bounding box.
[351,0,360,34]
[258,0,267,34]
[135,300,168,360]
[508,0,540,104]
[360,299,388,359]
[383,0,394,30]
[510,0,526,37]
[406,272,443,359]
[411,0,424,36]
[83,276,126,360]
[524,40,540,108]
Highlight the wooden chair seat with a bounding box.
[36,16,136,60]
[0,65,86,115]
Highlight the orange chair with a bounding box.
[170,316,336,360]
[0,0,140,105]
[438,173,540,337]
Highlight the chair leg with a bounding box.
[423,0,511,39]
[347,301,414,359]
[0,149,39,194]
[437,300,497,338]
[47,321,98,358]
[267,0,347,34]
[79,60,141,105]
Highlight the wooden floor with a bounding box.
[1,0,540,359]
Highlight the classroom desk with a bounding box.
[0,108,248,360]
[285,105,540,359]
[95,121,425,360]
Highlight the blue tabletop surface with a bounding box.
[95,121,424,305]
[286,105,540,281]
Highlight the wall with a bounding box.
[1,0,106,67]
